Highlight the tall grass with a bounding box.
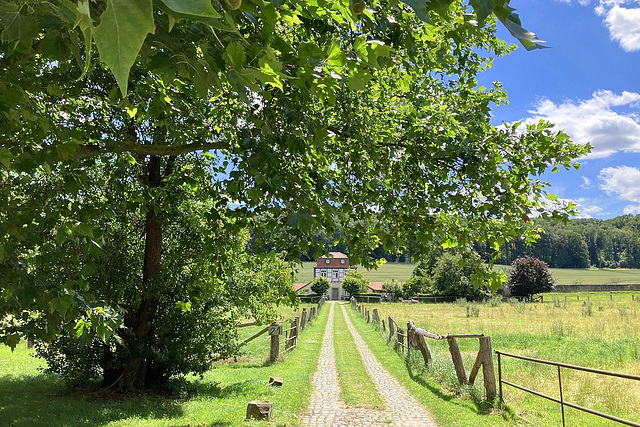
[362,296,640,426]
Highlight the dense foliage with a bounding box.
[1,0,587,390]
[310,276,330,296]
[431,253,487,298]
[342,270,370,296]
[507,256,555,297]
[474,216,640,269]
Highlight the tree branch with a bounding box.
[73,141,229,159]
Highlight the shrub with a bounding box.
[432,253,486,299]
[486,295,502,307]
[310,276,330,296]
[582,301,593,316]
[403,276,427,298]
[382,281,403,300]
[342,270,369,296]
[507,256,555,298]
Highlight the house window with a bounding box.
[321,270,327,277]
[325,259,331,264]
[340,259,346,264]
[333,271,339,279]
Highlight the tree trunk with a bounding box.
[109,155,165,391]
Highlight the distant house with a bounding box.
[294,252,384,300]
[313,252,352,300]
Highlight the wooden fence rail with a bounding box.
[351,299,496,401]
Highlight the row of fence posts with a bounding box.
[268,297,325,362]
[350,298,497,401]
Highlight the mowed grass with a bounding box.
[333,303,384,408]
[294,261,640,285]
[361,296,640,426]
[0,305,329,427]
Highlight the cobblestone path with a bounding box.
[302,302,437,426]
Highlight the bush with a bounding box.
[431,253,486,299]
[507,256,555,297]
[382,281,403,300]
[342,270,369,296]
[310,276,330,296]
[403,276,427,298]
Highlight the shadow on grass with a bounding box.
[0,373,207,427]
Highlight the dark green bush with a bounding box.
[507,256,555,297]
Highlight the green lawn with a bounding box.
[294,261,640,285]
[0,305,329,427]
[360,297,640,426]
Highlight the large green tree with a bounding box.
[1,0,588,390]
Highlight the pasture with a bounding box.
[294,261,640,285]
[360,295,640,426]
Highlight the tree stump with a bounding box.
[245,401,273,420]
[268,376,283,387]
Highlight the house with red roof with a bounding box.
[293,253,386,300]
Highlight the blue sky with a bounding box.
[477,0,640,219]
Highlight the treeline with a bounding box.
[297,214,640,269]
[475,216,640,269]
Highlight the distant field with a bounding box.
[293,261,640,285]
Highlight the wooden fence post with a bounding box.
[373,308,379,324]
[382,319,386,333]
[366,310,370,323]
[447,337,467,385]
[293,316,300,348]
[407,322,413,350]
[397,326,404,352]
[269,322,281,363]
[388,316,395,339]
[301,309,307,331]
[480,336,497,400]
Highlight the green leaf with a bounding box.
[74,0,94,80]
[494,4,547,51]
[225,42,245,70]
[93,0,155,96]
[327,41,346,68]
[0,147,12,168]
[176,300,192,312]
[0,8,38,48]
[469,0,499,25]
[399,0,433,24]
[75,223,94,238]
[158,0,221,18]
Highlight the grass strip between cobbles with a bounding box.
[344,305,520,427]
[333,302,385,409]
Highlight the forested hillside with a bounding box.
[480,216,640,268]
[301,215,640,269]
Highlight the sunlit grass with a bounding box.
[361,297,640,426]
[333,303,384,408]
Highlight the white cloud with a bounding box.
[603,5,640,51]
[581,176,593,188]
[599,165,640,202]
[523,90,640,158]
[623,204,640,214]
[570,197,604,218]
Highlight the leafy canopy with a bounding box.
[0,0,589,351]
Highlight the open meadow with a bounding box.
[361,294,640,426]
[294,261,640,285]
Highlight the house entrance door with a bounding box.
[331,288,339,300]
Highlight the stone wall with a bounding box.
[553,284,640,292]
